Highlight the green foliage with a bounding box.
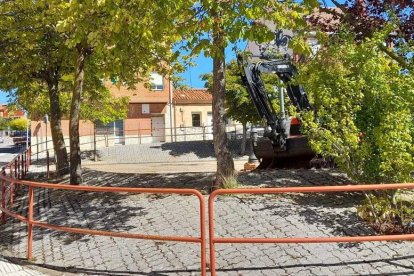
[296,29,414,229]
[184,0,317,58]
[222,174,240,189]
[9,118,28,131]
[358,192,414,232]
[81,87,129,125]
[297,30,414,184]
[56,0,189,82]
[0,118,9,131]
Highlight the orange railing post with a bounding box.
[208,193,217,275]
[197,192,207,276]
[1,171,5,224]
[27,185,34,260]
[9,164,14,208]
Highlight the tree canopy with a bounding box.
[297,29,414,184]
[9,118,28,131]
[312,0,414,70]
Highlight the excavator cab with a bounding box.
[237,54,315,169]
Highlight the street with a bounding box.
[0,137,25,168]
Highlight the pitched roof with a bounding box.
[173,88,212,104]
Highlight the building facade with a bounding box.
[31,73,174,152]
[172,88,213,141]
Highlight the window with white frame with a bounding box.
[150,73,164,90]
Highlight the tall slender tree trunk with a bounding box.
[69,47,86,184]
[47,71,69,175]
[212,20,235,188]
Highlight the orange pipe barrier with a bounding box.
[9,165,14,208]
[1,173,5,224]
[0,173,207,275]
[27,186,34,260]
[0,208,28,223]
[208,183,414,276]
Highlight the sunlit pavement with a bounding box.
[1,168,413,275]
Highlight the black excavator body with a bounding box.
[237,54,322,169]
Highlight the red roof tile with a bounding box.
[173,88,212,104]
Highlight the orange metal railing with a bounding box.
[208,184,414,276]
[3,145,414,276]
[1,146,31,223]
[0,147,207,276]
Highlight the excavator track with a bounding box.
[254,136,315,169]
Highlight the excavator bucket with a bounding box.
[253,118,316,169]
[254,136,315,169]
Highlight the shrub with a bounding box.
[296,30,414,231]
[9,117,28,131]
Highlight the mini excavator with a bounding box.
[237,53,319,169]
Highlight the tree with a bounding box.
[185,0,317,187]
[8,118,28,131]
[296,30,414,229]
[0,118,8,131]
[0,1,70,175]
[202,60,281,155]
[310,0,414,70]
[56,0,191,184]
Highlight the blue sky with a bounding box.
[177,41,247,88]
[0,90,8,105]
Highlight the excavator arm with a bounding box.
[237,53,315,168]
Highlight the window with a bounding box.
[150,73,164,90]
[95,120,114,135]
[142,104,150,114]
[192,113,201,127]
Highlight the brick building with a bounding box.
[31,73,173,150]
[0,105,25,119]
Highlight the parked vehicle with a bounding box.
[13,136,28,145]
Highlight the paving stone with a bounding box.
[3,156,414,275]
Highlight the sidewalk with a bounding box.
[0,256,44,276]
[0,141,45,275]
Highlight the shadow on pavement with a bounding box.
[4,253,414,275]
[159,140,250,159]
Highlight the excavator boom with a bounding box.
[237,54,315,169]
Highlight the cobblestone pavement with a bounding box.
[90,140,251,164]
[1,169,414,275]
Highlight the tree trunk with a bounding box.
[69,47,86,185]
[212,24,235,188]
[240,123,247,155]
[47,72,69,175]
